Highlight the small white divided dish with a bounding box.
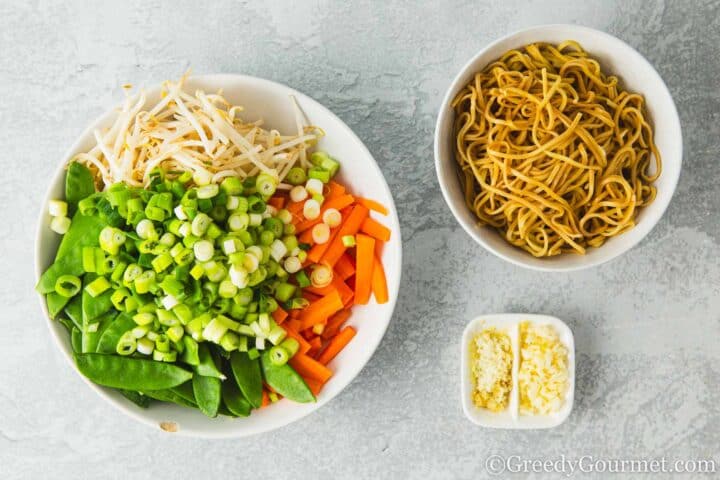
[34,74,402,438]
[461,313,575,429]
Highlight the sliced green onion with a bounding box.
[55,275,81,297]
[310,264,333,288]
[305,178,324,196]
[134,270,156,294]
[228,213,250,231]
[172,303,193,324]
[268,326,287,346]
[311,223,331,244]
[151,252,173,273]
[221,176,243,195]
[323,208,342,228]
[191,212,212,237]
[205,262,227,283]
[133,312,156,326]
[202,317,228,343]
[159,232,177,247]
[116,331,137,356]
[99,226,126,255]
[249,213,263,227]
[122,263,142,286]
[289,185,308,203]
[189,263,205,280]
[289,297,310,309]
[167,325,184,343]
[303,199,321,220]
[256,172,278,197]
[255,336,266,350]
[269,345,289,365]
[48,200,68,217]
[197,184,219,199]
[136,337,155,355]
[82,246,96,273]
[206,223,223,239]
[50,216,71,234]
[136,219,157,240]
[310,151,340,177]
[277,209,292,225]
[193,240,214,262]
[280,337,300,357]
[155,334,170,352]
[248,348,260,360]
[157,309,179,326]
[153,350,177,362]
[85,276,111,297]
[173,205,188,220]
[110,287,130,310]
[342,235,356,247]
[219,331,240,351]
[219,279,238,298]
[286,167,307,186]
[131,325,150,338]
[308,166,331,183]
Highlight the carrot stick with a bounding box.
[326,181,346,199]
[360,217,391,242]
[371,254,388,304]
[320,205,369,267]
[284,325,311,355]
[335,253,355,280]
[307,224,341,263]
[298,290,344,330]
[302,291,321,303]
[354,234,375,304]
[268,196,285,209]
[305,276,353,306]
[317,326,357,365]
[272,306,288,324]
[298,228,314,245]
[322,309,352,339]
[374,240,384,258]
[261,390,270,407]
[303,377,325,396]
[357,197,389,215]
[289,353,333,383]
[295,194,355,233]
[308,336,323,356]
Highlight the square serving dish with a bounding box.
[461,313,575,429]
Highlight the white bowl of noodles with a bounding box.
[434,24,682,271]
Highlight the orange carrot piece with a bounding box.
[268,196,285,209]
[302,291,321,303]
[284,325,311,355]
[289,353,333,383]
[272,306,288,324]
[298,290,344,330]
[261,390,270,407]
[354,234,375,305]
[326,181,346,199]
[374,240,384,258]
[305,276,353,306]
[307,225,339,263]
[334,253,356,280]
[320,205,369,267]
[298,228,315,245]
[317,326,357,365]
[357,197,389,215]
[304,377,325,396]
[308,336,323,357]
[321,309,352,339]
[371,254,389,304]
[295,194,355,233]
[360,217,391,242]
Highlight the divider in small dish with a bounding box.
[461,313,575,429]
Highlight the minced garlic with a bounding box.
[518,322,569,415]
[470,328,513,412]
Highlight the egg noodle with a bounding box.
[452,41,661,256]
[73,73,322,191]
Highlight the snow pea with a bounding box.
[96,313,135,354]
[221,378,252,417]
[143,388,196,409]
[195,344,224,379]
[65,296,82,330]
[47,291,72,319]
[180,336,199,366]
[65,161,96,211]
[81,275,114,324]
[58,316,74,333]
[230,351,263,408]
[81,312,113,353]
[74,353,192,390]
[71,327,82,353]
[260,351,315,403]
[192,373,221,417]
[120,389,151,408]
[170,381,196,405]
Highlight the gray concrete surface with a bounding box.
[1,0,718,478]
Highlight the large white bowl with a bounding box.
[34,74,402,438]
[435,24,682,271]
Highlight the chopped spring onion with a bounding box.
[342,235,356,247]
[133,312,156,326]
[311,223,331,244]
[173,205,188,220]
[116,332,137,355]
[152,253,173,273]
[306,178,324,196]
[290,185,308,203]
[191,212,212,237]
[54,275,81,297]
[323,208,342,228]
[226,195,240,210]
[256,172,278,197]
[269,239,288,262]
[134,270,156,294]
[161,294,180,310]
[308,166,331,183]
[303,199,321,220]
[153,350,177,362]
[286,167,307,186]
[268,326,287,345]
[50,216,71,234]
[136,337,155,355]
[269,345,289,366]
[310,151,340,177]
[228,213,249,231]
[155,334,170,352]
[249,213,263,226]
[193,240,214,262]
[219,279,238,298]
[136,219,157,240]
[202,318,228,344]
[190,263,205,280]
[85,276,111,297]
[277,209,292,225]
[283,256,302,274]
[197,184,219,199]
[280,337,300,357]
[48,200,68,217]
[178,221,191,238]
[310,264,333,288]
[99,227,126,255]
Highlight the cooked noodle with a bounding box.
[452,41,661,257]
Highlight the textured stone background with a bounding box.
[1,0,718,478]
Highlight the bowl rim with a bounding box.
[433,23,683,272]
[34,73,403,438]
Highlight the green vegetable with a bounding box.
[81,312,113,354]
[47,291,71,319]
[260,350,315,403]
[120,390,151,408]
[65,162,96,211]
[74,353,192,390]
[142,388,196,408]
[192,373,221,417]
[230,351,263,408]
[195,344,224,379]
[96,313,136,354]
[221,378,252,417]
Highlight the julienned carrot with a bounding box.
[308,336,322,356]
[326,181,346,199]
[284,325,311,354]
[295,194,355,233]
[307,224,340,263]
[298,228,314,245]
[302,291,321,303]
[320,204,369,267]
[371,254,389,304]
[305,276,353,306]
[321,309,352,339]
[298,290,344,330]
[261,390,270,407]
[304,377,325,396]
[289,353,333,383]
[357,197,389,216]
[268,196,286,209]
[317,326,357,365]
[374,240,384,258]
[272,306,288,324]
[354,233,375,305]
[360,217,391,242]
[334,253,355,280]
